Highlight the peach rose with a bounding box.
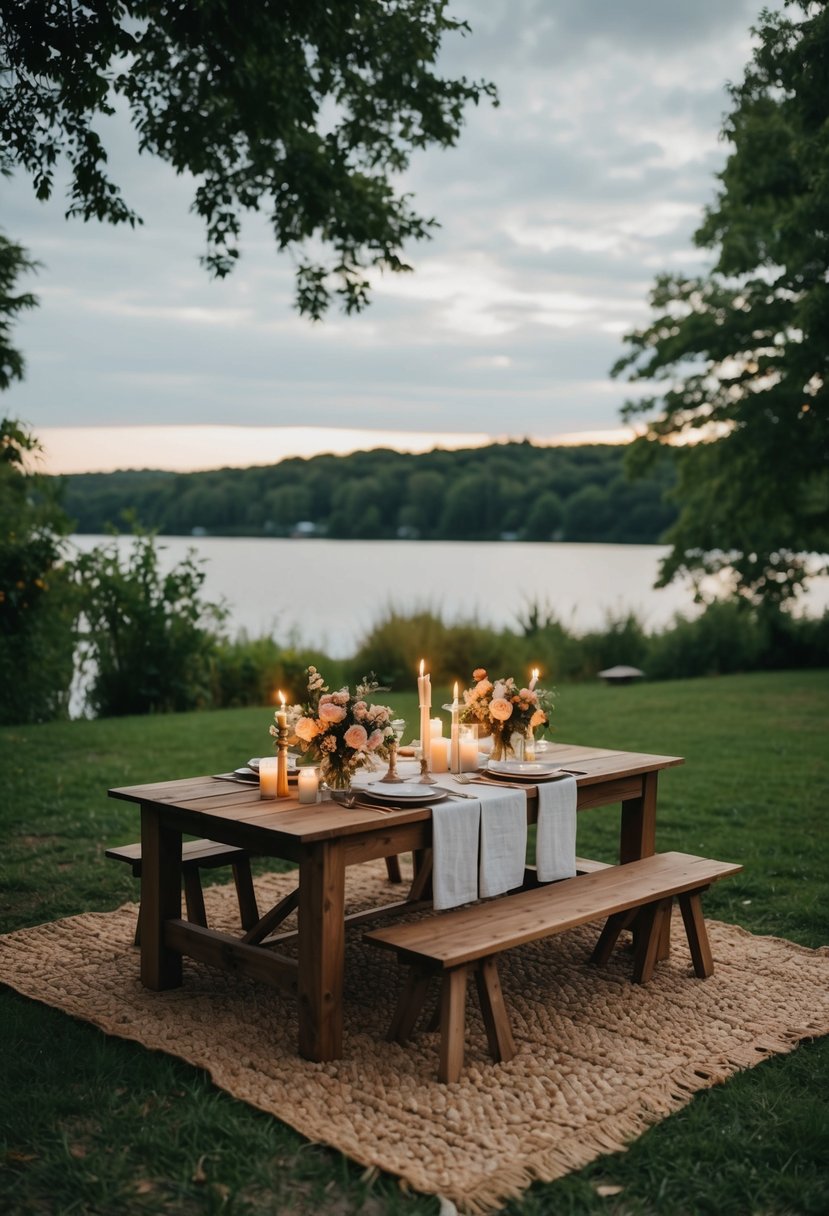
[366,728,383,750]
[530,708,546,728]
[472,667,487,681]
[332,690,349,706]
[490,697,513,722]
[319,702,346,723]
[344,724,368,750]
[352,700,368,720]
[294,716,321,742]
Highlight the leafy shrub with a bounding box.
[352,599,829,694]
[645,601,769,679]
[75,530,227,716]
[210,633,322,708]
[0,419,77,724]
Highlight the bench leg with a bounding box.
[388,966,434,1044]
[385,855,403,884]
[590,909,638,966]
[679,891,714,978]
[231,859,260,930]
[182,869,208,927]
[438,967,469,1083]
[475,958,515,1066]
[632,897,672,984]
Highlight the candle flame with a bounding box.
[278,689,286,707]
[419,659,425,677]
[531,668,539,682]
[453,680,459,699]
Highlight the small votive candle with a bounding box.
[430,738,449,772]
[459,723,479,772]
[259,756,278,799]
[297,767,319,804]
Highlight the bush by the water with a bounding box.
[348,600,828,693]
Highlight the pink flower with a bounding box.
[344,724,368,750]
[367,728,383,750]
[294,716,321,742]
[519,687,537,702]
[490,697,513,722]
[475,679,492,696]
[472,668,487,681]
[319,702,346,723]
[332,689,349,706]
[353,700,368,720]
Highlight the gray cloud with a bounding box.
[1,1,775,463]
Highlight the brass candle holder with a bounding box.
[276,724,290,798]
[378,739,404,783]
[417,753,438,785]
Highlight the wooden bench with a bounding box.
[106,839,259,945]
[365,851,742,1082]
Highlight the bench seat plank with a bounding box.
[366,851,742,1082]
[366,852,741,969]
[106,837,260,942]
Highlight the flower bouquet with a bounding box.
[459,667,553,761]
[272,666,396,790]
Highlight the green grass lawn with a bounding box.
[1,670,828,1214]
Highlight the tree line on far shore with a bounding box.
[55,442,678,544]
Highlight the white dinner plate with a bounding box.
[486,759,567,780]
[247,756,297,773]
[360,783,449,804]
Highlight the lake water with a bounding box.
[69,535,829,657]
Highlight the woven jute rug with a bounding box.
[2,861,828,1214]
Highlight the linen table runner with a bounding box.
[535,774,577,881]
[431,786,526,909]
[477,785,527,897]
[431,799,480,909]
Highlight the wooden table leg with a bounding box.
[298,840,345,1062]
[140,804,183,990]
[619,772,671,958]
[619,771,658,863]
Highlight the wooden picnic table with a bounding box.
[109,742,683,1063]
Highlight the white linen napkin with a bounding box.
[535,775,578,882]
[477,785,528,898]
[431,799,481,910]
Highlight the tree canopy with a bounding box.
[55,442,678,543]
[0,0,495,317]
[0,232,38,389]
[613,0,829,606]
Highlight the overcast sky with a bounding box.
[3,0,773,473]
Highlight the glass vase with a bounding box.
[320,756,352,790]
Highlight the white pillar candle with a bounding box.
[259,756,278,799]
[297,767,319,804]
[430,738,449,772]
[450,680,460,772]
[417,659,431,766]
[430,717,443,738]
[459,723,478,772]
